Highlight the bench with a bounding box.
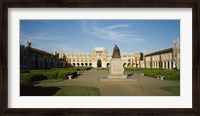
[156,75,165,80]
[68,75,73,80]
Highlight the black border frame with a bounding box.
[1,0,199,115]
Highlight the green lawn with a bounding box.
[21,86,100,96]
[20,67,99,96]
[38,79,64,83]
[20,67,92,87]
[160,86,180,96]
[125,68,180,80]
[54,86,100,96]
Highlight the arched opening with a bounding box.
[123,63,126,67]
[132,63,135,67]
[97,59,102,68]
[168,62,170,69]
[89,63,92,67]
[85,63,88,67]
[107,63,110,67]
[136,64,138,68]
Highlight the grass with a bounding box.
[21,86,100,96]
[125,68,180,80]
[20,67,93,87]
[37,79,64,83]
[160,86,180,96]
[54,86,100,96]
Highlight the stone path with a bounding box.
[36,69,180,96]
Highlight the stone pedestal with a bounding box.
[108,58,127,79]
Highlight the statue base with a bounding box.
[97,76,137,81]
[108,75,127,79]
[108,58,127,79]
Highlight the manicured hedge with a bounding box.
[43,71,58,79]
[143,69,180,80]
[57,71,68,80]
[20,68,83,87]
[31,72,47,82]
[125,68,180,80]
[20,73,32,87]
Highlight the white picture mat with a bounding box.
[8,8,192,108]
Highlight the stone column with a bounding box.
[162,62,165,69]
[166,61,168,69]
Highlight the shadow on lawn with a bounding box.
[20,86,60,96]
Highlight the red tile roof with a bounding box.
[31,47,52,56]
[145,48,173,57]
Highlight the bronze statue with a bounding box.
[112,45,121,58]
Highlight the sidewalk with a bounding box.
[36,68,180,96]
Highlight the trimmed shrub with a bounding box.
[58,71,67,80]
[31,72,47,82]
[143,69,180,80]
[20,73,32,87]
[20,70,30,73]
[43,71,58,79]
[20,68,84,85]
[125,68,180,80]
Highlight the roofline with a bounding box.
[145,48,173,57]
[31,47,52,56]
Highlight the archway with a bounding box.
[89,63,92,67]
[107,63,110,67]
[97,59,102,68]
[123,63,126,67]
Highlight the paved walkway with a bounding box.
[36,69,180,96]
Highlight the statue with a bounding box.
[112,45,121,58]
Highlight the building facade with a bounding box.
[20,38,65,70]
[20,38,180,70]
[141,38,180,69]
[65,47,142,68]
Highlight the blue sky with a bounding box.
[20,20,180,54]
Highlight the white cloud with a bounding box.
[53,44,81,53]
[82,21,146,43]
[103,24,129,30]
[20,30,72,45]
[20,32,78,53]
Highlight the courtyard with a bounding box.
[22,68,180,96]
